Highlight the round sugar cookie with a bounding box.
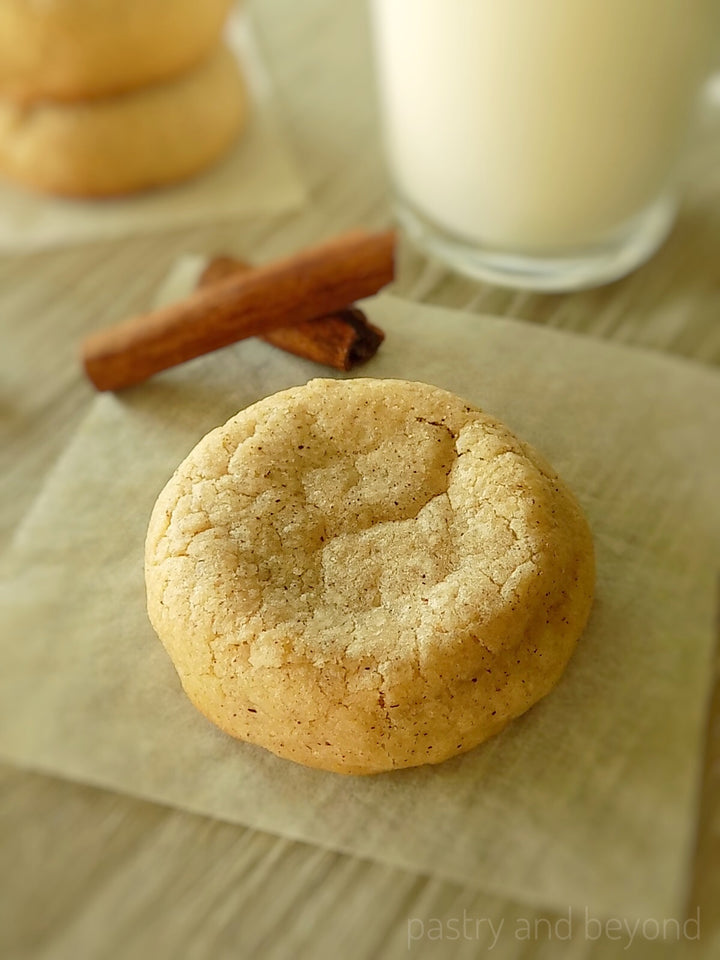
[0,43,247,197]
[145,378,595,775]
[0,0,234,102]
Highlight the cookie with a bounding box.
[0,43,247,197]
[0,0,234,102]
[145,378,595,775]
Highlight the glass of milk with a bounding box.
[370,0,716,291]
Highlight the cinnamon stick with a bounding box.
[82,229,395,391]
[197,256,385,371]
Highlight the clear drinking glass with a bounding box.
[370,0,717,291]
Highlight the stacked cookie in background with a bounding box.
[0,0,248,197]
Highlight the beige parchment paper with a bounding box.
[1,295,718,921]
[0,10,306,252]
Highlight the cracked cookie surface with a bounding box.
[145,378,595,774]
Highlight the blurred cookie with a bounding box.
[0,44,247,197]
[0,0,234,102]
[145,378,595,775]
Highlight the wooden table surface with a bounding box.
[1,1,718,957]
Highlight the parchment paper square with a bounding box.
[1,295,718,920]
